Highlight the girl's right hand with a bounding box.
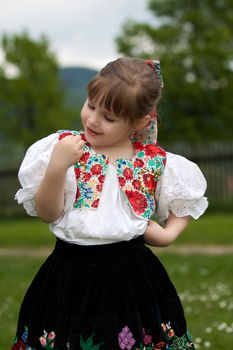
[49,135,85,171]
[35,135,85,222]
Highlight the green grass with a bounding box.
[0,213,232,248]
[175,213,233,246]
[158,253,233,349]
[0,217,55,248]
[0,256,44,349]
[0,214,232,349]
[1,254,232,350]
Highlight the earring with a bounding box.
[129,129,136,141]
[130,130,136,137]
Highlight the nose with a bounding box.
[89,111,100,127]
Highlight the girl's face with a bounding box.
[81,98,134,149]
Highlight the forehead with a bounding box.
[87,97,119,118]
[87,97,132,125]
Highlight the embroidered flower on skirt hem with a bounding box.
[12,323,195,349]
[12,237,195,349]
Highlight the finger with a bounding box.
[76,140,85,152]
[75,139,85,149]
[79,140,85,147]
[73,135,82,142]
[60,135,74,141]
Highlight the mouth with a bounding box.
[86,127,103,136]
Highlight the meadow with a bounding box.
[0,214,232,349]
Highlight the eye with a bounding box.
[87,102,95,110]
[104,115,115,122]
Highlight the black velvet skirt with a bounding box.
[12,236,195,349]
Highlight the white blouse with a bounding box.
[15,133,208,245]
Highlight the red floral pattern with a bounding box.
[132,179,141,190]
[97,182,103,192]
[91,164,103,175]
[98,175,105,183]
[80,152,90,163]
[84,172,92,181]
[12,340,26,350]
[125,191,148,215]
[123,167,134,180]
[145,144,161,158]
[154,341,166,349]
[74,167,81,178]
[75,187,80,202]
[117,145,166,218]
[57,130,166,219]
[143,328,152,345]
[143,173,156,191]
[134,141,144,151]
[58,131,73,140]
[58,131,108,209]
[134,158,144,168]
[119,177,126,187]
[92,199,100,208]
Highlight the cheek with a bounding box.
[80,107,87,124]
[104,124,116,134]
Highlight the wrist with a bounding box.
[47,158,70,175]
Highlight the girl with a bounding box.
[13,57,208,350]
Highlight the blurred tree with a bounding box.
[0,31,76,149]
[116,0,233,143]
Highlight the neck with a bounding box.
[93,137,132,151]
[92,139,135,162]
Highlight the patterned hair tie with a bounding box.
[145,60,164,88]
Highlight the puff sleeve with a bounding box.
[15,133,76,217]
[156,152,208,224]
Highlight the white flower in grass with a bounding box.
[199,267,209,276]
[205,327,212,333]
[186,306,192,313]
[179,293,185,301]
[217,322,227,331]
[195,338,202,343]
[200,294,208,302]
[218,300,227,308]
[204,341,211,347]
[6,296,13,303]
[187,295,195,302]
[210,293,219,301]
[226,326,233,333]
[179,265,189,274]
[216,282,228,291]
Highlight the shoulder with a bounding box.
[162,151,207,191]
[134,141,166,159]
[156,151,208,221]
[25,132,59,156]
[166,152,203,173]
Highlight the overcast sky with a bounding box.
[0,0,155,70]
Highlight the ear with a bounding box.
[133,115,151,131]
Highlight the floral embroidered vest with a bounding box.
[58,130,166,220]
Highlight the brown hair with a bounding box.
[87,57,162,125]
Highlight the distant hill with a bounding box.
[59,67,98,107]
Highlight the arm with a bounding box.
[144,213,190,247]
[35,135,85,223]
